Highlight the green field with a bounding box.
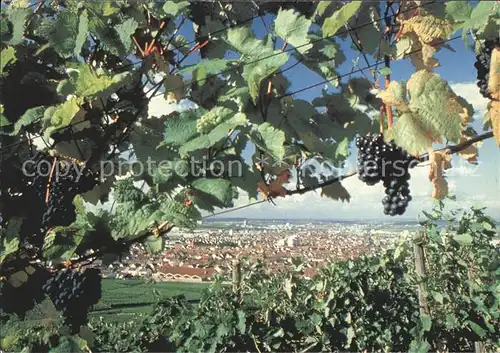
[89,279,210,321]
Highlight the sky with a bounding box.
[158,4,500,221]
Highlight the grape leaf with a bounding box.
[74,10,89,57]
[36,10,89,58]
[389,112,436,155]
[460,2,500,41]
[250,122,286,162]
[487,101,500,146]
[191,178,234,206]
[85,1,121,17]
[0,115,8,127]
[115,17,139,54]
[164,74,185,103]
[407,70,468,143]
[143,235,165,254]
[162,109,202,146]
[177,59,236,81]
[58,63,132,99]
[0,217,23,264]
[428,151,451,200]
[445,1,473,23]
[274,8,313,54]
[243,54,289,103]
[42,226,88,262]
[4,7,31,45]
[0,46,16,76]
[179,113,247,156]
[163,0,189,17]
[488,47,500,99]
[377,81,409,111]
[322,1,362,37]
[320,182,350,203]
[43,97,83,138]
[4,106,46,136]
[351,4,383,56]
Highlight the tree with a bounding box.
[0,0,498,339]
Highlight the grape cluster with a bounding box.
[42,268,102,333]
[474,37,499,99]
[196,111,223,134]
[41,164,99,232]
[24,153,99,233]
[356,134,417,216]
[0,265,50,319]
[356,133,384,185]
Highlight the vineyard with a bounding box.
[1,0,499,352]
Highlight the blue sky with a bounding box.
[167,6,499,221]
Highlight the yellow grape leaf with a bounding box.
[398,15,453,71]
[457,131,479,164]
[164,74,185,103]
[377,81,410,112]
[488,100,500,146]
[400,15,453,44]
[320,182,350,203]
[488,47,500,98]
[428,150,451,200]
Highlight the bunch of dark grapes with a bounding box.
[0,265,50,319]
[41,164,99,232]
[474,37,499,99]
[380,141,416,216]
[42,268,102,333]
[355,133,384,186]
[356,134,417,216]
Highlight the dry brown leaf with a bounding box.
[428,150,451,199]
[457,130,479,164]
[320,182,351,202]
[257,170,290,199]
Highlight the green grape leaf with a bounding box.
[115,17,139,54]
[85,1,121,17]
[351,4,383,56]
[236,310,246,333]
[322,1,362,37]
[320,183,351,203]
[250,122,286,161]
[243,54,289,103]
[225,26,274,58]
[274,8,313,54]
[49,336,87,353]
[0,217,23,264]
[445,1,473,23]
[3,106,46,136]
[162,109,202,146]
[0,115,8,127]
[191,178,233,206]
[389,112,436,155]
[453,233,473,246]
[179,113,247,156]
[420,314,432,332]
[407,70,467,143]
[163,0,189,17]
[42,225,88,262]
[36,10,89,58]
[4,8,31,45]
[143,235,165,254]
[177,59,236,80]
[0,46,16,76]
[58,63,132,99]
[460,2,499,40]
[74,10,89,57]
[43,97,83,138]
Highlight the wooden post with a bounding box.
[232,258,241,295]
[413,232,429,316]
[468,268,486,353]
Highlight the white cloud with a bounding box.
[449,81,489,117]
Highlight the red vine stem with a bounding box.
[45,157,57,203]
